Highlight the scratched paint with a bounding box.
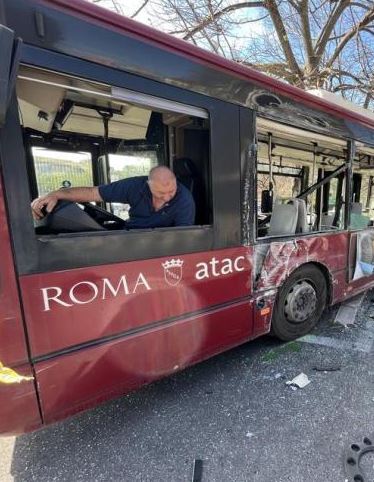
[0,361,34,384]
[255,233,348,294]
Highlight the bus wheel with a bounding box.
[271,265,327,341]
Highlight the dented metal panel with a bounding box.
[254,232,348,295]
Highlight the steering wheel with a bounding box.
[81,202,126,226]
[36,200,125,233]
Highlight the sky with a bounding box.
[88,0,268,55]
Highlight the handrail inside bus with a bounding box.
[297,163,347,201]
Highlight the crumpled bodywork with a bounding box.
[254,232,348,300]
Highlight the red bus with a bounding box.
[1,0,374,436]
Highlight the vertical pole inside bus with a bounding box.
[345,140,355,229]
[310,142,317,229]
[97,109,113,212]
[268,132,273,200]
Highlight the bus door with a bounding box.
[0,24,42,435]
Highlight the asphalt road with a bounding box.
[1,293,374,482]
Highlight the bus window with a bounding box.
[349,145,374,229]
[256,118,347,238]
[17,65,212,232]
[32,148,93,195]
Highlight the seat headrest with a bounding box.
[173,157,198,177]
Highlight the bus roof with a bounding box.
[32,0,374,131]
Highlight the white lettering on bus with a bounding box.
[69,281,98,305]
[41,287,73,311]
[195,256,246,280]
[41,273,152,311]
[102,275,130,299]
[133,273,151,292]
[234,256,245,272]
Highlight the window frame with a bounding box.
[254,120,351,242]
[0,46,243,275]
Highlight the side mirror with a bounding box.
[261,189,273,213]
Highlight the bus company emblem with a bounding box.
[162,258,184,286]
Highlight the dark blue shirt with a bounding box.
[98,176,195,229]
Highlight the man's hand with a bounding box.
[31,193,59,220]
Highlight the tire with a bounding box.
[271,264,327,341]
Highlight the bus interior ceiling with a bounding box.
[256,117,374,237]
[16,65,211,230]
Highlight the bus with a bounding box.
[1,0,374,436]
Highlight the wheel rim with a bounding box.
[284,279,317,323]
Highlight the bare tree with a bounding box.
[91,0,150,18]
[91,0,374,109]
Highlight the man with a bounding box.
[31,166,195,228]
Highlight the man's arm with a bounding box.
[31,186,102,220]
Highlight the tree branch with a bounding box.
[182,1,265,40]
[315,0,350,58]
[131,0,150,18]
[325,6,374,69]
[263,0,302,83]
[364,92,373,108]
[298,0,316,72]
[243,61,300,83]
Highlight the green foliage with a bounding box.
[261,341,302,362]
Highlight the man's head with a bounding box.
[148,166,177,204]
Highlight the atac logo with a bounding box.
[162,258,184,286]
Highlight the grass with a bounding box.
[261,341,302,362]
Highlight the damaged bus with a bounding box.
[1,0,374,435]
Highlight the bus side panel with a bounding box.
[19,247,254,358]
[34,300,253,423]
[254,231,374,307]
[0,365,41,435]
[0,178,41,435]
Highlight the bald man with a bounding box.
[31,166,195,229]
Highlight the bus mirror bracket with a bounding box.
[0,25,22,128]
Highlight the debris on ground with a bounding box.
[313,363,341,372]
[286,373,311,389]
[334,294,365,327]
[344,435,374,482]
[192,459,203,482]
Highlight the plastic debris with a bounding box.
[246,432,254,438]
[286,373,311,389]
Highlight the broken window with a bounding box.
[256,118,347,238]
